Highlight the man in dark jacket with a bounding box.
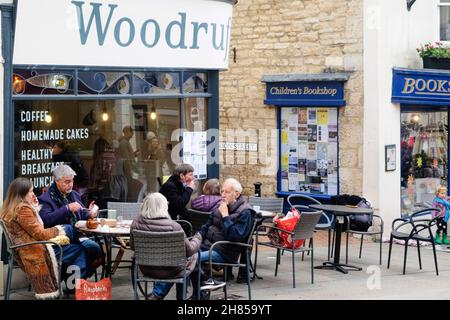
[39,164,103,278]
[191,178,255,299]
[159,163,196,220]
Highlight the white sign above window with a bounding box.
[13,0,234,70]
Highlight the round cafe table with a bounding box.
[76,220,132,279]
[309,204,373,274]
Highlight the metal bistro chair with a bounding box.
[106,202,142,275]
[204,214,258,300]
[345,213,384,265]
[287,194,335,261]
[387,208,440,275]
[0,219,64,300]
[132,229,194,300]
[186,208,211,233]
[254,210,322,288]
[248,196,284,214]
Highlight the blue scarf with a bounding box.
[433,197,450,222]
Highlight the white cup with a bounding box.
[253,205,261,212]
[108,209,117,219]
[76,221,87,228]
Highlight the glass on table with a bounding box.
[117,215,124,227]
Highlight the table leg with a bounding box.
[103,235,112,278]
[315,215,362,273]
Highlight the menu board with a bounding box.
[280,107,338,195]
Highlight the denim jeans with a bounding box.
[52,243,87,280]
[190,249,226,299]
[152,250,226,300]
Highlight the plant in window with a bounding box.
[417,42,450,59]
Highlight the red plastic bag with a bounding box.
[268,209,304,249]
[75,277,112,300]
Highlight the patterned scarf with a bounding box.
[48,183,78,225]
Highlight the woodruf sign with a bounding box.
[13,0,234,69]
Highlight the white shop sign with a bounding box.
[13,0,234,69]
[219,142,258,151]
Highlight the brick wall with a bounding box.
[219,0,364,196]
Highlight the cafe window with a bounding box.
[15,97,207,207]
[400,109,448,216]
[279,107,338,195]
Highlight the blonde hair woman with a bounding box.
[130,192,202,300]
[0,177,86,299]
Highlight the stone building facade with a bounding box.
[219,0,364,197]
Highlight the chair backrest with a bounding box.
[0,219,12,256]
[107,202,142,220]
[132,230,186,268]
[293,210,323,240]
[248,196,284,213]
[287,194,321,208]
[187,208,211,233]
[287,195,333,228]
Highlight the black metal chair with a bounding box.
[203,215,258,300]
[254,210,322,288]
[0,219,64,300]
[345,214,384,265]
[387,208,439,275]
[132,229,195,300]
[186,208,211,233]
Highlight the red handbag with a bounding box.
[75,277,112,300]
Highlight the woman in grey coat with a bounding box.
[130,192,202,300]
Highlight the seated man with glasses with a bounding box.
[39,164,104,279]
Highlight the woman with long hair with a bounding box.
[0,177,86,299]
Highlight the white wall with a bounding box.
[363,0,439,237]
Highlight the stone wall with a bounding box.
[219,0,364,197]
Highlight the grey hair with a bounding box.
[223,177,242,193]
[52,164,76,180]
[172,163,194,177]
[140,192,170,219]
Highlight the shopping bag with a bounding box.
[267,208,304,249]
[75,277,112,300]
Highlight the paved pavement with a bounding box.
[5,231,450,300]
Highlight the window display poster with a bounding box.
[307,108,317,124]
[280,107,338,194]
[298,141,307,158]
[307,160,318,176]
[328,109,337,125]
[298,125,308,141]
[318,125,328,142]
[317,142,327,160]
[307,125,317,141]
[298,109,307,125]
[307,142,317,160]
[182,131,207,179]
[317,109,328,125]
[288,173,298,191]
[328,125,338,142]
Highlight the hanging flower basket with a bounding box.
[417,42,450,70]
[422,56,450,70]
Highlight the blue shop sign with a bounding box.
[392,67,450,106]
[264,81,346,106]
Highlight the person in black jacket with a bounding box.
[159,163,196,220]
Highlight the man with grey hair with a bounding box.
[190,177,255,299]
[39,164,103,278]
[159,163,196,220]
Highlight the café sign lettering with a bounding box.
[392,68,450,105]
[13,0,234,69]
